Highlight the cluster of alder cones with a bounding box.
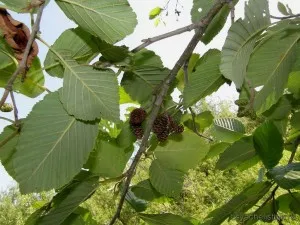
[129,108,184,142]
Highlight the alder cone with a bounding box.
[152,114,169,134]
[131,125,144,139]
[157,130,169,142]
[130,108,147,125]
[174,124,184,134]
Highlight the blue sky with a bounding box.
[0,0,298,191]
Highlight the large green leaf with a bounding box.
[125,189,147,213]
[0,0,50,12]
[220,0,270,89]
[191,0,238,44]
[139,213,193,225]
[288,71,300,99]
[205,142,230,159]
[39,172,99,225]
[97,40,130,63]
[44,27,100,78]
[86,138,132,178]
[55,0,137,44]
[216,136,257,170]
[291,111,300,130]
[13,92,98,193]
[155,131,209,172]
[0,35,15,70]
[205,182,272,225]
[0,125,19,178]
[268,163,300,189]
[0,57,45,98]
[61,207,97,225]
[277,192,300,214]
[59,58,120,121]
[177,53,200,91]
[253,121,283,169]
[149,160,184,198]
[212,118,245,143]
[247,32,300,114]
[183,49,225,107]
[131,179,161,202]
[121,49,169,104]
[263,95,291,120]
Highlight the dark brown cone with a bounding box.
[157,130,169,142]
[132,125,144,139]
[152,114,169,134]
[130,108,147,125]
[174,124,184,134]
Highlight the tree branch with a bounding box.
[270,13,300,20]
[108,1,232,224]
[0,3,46,109]
[132,23,198,52]
[10,91,19,126]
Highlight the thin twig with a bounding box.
[270,13,300,20]
[108,1,230,224]
[189,107,213,142]
[0,116,14,124]
[0,3,46,109]
[9,91,19,126]
[132,23,198,52]
[229,0,235,24]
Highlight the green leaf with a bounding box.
[125,189,147,212]
[277,192,300,213]
[0,125,19,178]
[291,111,300,130]
[191,0,238,44]
[39,173,99,225]
[121,49,169,104]
[149,7,162,20]
[149,160,184,198]
[212,118,245,143]
[200,2,237,44]
[183,49,225,107]
[220,0,270,89]
[55,0,137,44]
[86,138,132,178]
[268,163,300,189]
[131,179,161,202]
[0,35,15,70]
[195,111,214,132]
[14,92,98,193]
[0,0,50,13]
[177,53,200,91]
[216,136,257,170]
[205,142,230,159]
[44,27,100,78]
[139,213,193,225]
[59,58,120,121]
[61,207,97,225]
[253,121,283,169]
[278,2,289,16]
[155,131,209,172]
[288,71,300,99]
[0,0,29,12]
[248,32,300,114]
[0,56,45,98]
[242,200,278,224]
[97,40,130,63]
[262,95,291,120]
[205,182,272,225]
[116,121,136,148]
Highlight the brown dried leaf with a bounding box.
[0,8,38,67]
